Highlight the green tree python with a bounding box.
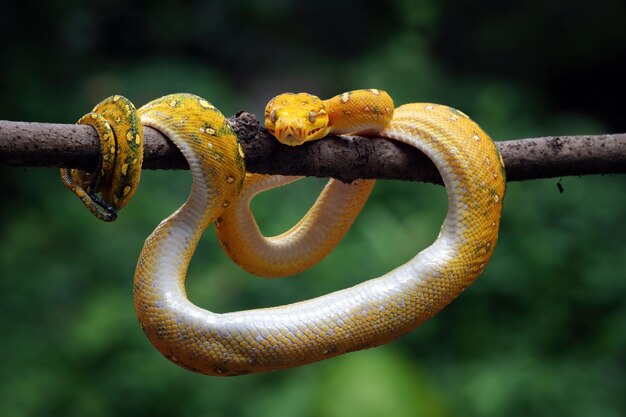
[61,90,506,376]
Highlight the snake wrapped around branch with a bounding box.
[61,89,505,376]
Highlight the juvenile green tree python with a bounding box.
[62,90,506,376]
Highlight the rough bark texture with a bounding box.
[1,113,625,185]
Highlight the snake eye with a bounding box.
[308,110,316,123]
[269,110,277,123]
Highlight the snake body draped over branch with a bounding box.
[64,90,505,376]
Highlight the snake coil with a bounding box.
[66,91,505,376]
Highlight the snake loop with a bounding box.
[61,95,143,221]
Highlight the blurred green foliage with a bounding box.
[1,1,625,416]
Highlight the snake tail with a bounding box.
[61,95,143,221]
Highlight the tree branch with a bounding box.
[1,112,625,185]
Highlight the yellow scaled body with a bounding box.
[69,90,506,376]
[61,96,143,221]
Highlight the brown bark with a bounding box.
[1,112,625,185]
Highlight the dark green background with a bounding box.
[1,1,625,416]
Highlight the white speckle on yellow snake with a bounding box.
[199,99,214,109]
[340,92,350,103]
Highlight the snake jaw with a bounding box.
[273,121,307,146]
[280,135,306,146]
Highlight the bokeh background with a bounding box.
[1,1,625,416]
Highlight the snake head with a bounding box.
[264,93,329,146]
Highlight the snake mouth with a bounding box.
[281,134,306,146]
[306,127,323,139]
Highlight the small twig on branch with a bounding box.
[0,112,625,185]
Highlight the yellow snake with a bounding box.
[61,95,143,221]
[66,90,505,376]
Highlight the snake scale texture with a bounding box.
[64,90,505,376]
